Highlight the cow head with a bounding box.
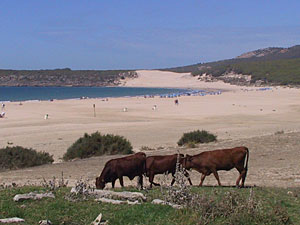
[182,154,193,170]
[95,176,105,189]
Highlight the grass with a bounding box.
[1,185,299,225]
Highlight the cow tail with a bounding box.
[244,147,249,172]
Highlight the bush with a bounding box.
[0,146,54,170]
[177,130,217,146]
[63,132,133,161]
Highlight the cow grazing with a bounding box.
[183,146,249,188]
[95,152,146,189]
[146,154,192,188]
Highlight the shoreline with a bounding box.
[0,86,225,103]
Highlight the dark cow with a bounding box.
[183,146,249,188]
[146,154,193,188]
[95,152,146,189]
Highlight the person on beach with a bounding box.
[1,103,5,110]
[174,99,179,106]
[0,111,5,118]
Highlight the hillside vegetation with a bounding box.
[193,58,300,85]
[0,68,137,86]
[162,45,300,85]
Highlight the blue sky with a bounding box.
[0,0,299,70]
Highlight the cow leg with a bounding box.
[240,170,247,188]
[199,173,206,186]
[138,175,143,189]
[170,172,176,186]
[235,167,243,188]
[149,173,155,188]
[184,170,193,186]
[235,166,247,188]
[112,179,116,189]
[149,173,160,188]
[212,170,222,186]
[119,176,124,188]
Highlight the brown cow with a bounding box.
[95,152,146,189]
[183,146,249,188]
[146,154,193,188]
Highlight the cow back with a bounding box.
[190,146,248,171]
[100,152,146,182]
[146,154,180,175]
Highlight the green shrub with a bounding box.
[186,142,197,148]
[63,132,133,161]
[0,146,54,170]
[177,130,217,146]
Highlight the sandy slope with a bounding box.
[122,70,242,91]
[1,70,300,187]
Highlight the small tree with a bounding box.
[177,130,217,146]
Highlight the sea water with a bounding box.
[0,86,192,101]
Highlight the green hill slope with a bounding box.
[162,45,300,85]
[193,58,300,85]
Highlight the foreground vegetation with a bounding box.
[0,146,53,171]
[63,132,133,161]
[0,185,299,225]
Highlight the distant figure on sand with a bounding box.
[174,99,179,106]
[44,114,49,120]
[1,103,5,110]
[152,105,157,110]
[0,112,5,118]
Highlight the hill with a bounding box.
[0,68,137,87]
[161,45,300,85]
[1,45,300,87]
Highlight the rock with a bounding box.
[95,197,140,205]
[39,220,52,225]
[0,217,25,223]
[13,192,55,202]
[151,199,183,209]
[91,213,102,225]
[152,199,165,205]
[72,189,146,201]
[91,213,108,225]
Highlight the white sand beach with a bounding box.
[1,70,300,187]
